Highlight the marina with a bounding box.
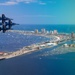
[0,29,73,60]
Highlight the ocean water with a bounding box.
[0,32,50,52]
[13,24,75,33]
[0,24,75,75]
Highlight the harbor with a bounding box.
[0,29,74,60]
[1,1,75,75]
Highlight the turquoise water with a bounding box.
[0,24,75,75]
[13,24,75,33]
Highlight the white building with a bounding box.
[41,29,46,33]
[63,44,69,47]
[50,31,54,34]
[50,30,58,35]
[35,29,38,33]
[53,30,58,35]
[46,43,57,46]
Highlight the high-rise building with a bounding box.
[71,32,74,39]
[35,29,38,34]
[50,31,53,34]
[53,30,58,34]
[41,29,46,33]
[46,31,49,34]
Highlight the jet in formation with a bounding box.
[0,14,19,33]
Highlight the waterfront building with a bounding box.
[46,43,57,46]
[35,29,39,34]
[46,31,49,34]
[63,44,69,47]
[40,44,46,48]
[41,28,46,34]
[71,32,74,39]
[50,31,53,34]
[0,52,4,55]
[53,30,58,35]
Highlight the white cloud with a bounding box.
[0,0,37,5]
[16,0,36,2]
[12,0,37,3]
[0,0,56,6]
[39,2,46,5]
[0,1,18,5]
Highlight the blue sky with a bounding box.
[0,0,75,24]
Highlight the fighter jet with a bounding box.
[6,20,19,29]
[0,14,13,23]
[0,25,9,33]
[0,20,19,28]
[0,14,19,33]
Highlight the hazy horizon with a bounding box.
[0,0,75,24]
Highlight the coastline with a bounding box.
[0,30,70,60]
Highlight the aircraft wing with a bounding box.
[6,23,19,25]
[0,22,7,25]
[0,17,13,20]
[5,17,13,20]
[12,23,19,25]
[0,17,2,20]
[0,23,2,25]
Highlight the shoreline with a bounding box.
[0,30,71,60]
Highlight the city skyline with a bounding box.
[0,0,75,24]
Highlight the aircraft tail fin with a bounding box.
[9,20,12,24]
[2,14,5,18]
[8,20,12,29]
